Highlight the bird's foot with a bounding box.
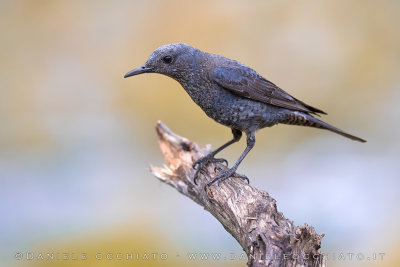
[207,167,250,186]
[192,154,228,185]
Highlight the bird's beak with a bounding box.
[124,65,153,78]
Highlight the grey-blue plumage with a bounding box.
[124,43,366,185]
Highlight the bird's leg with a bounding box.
[207,132,255,186]
[193,129,242,185]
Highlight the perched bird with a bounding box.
[124,43,366,186]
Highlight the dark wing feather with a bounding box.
[212,66,326,115]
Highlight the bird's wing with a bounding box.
[212,66,326,115]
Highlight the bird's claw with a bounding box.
[232,172,250,184]
[207,169,250,187]
[216,158,229,166]
[193,157,227,169]
[192,154,229,185]
[214,165,223,173]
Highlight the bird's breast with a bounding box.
[179,77,280,131]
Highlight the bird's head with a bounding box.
[124,43,197,80]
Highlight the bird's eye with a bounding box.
[162,55,172,64]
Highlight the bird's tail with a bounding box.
[281,112,366,142]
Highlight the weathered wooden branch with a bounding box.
[150,121,326,267]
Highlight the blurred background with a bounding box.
[1,0,399,266]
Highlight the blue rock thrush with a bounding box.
[124,43,366,186]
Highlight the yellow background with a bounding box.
[1,0,399,266]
